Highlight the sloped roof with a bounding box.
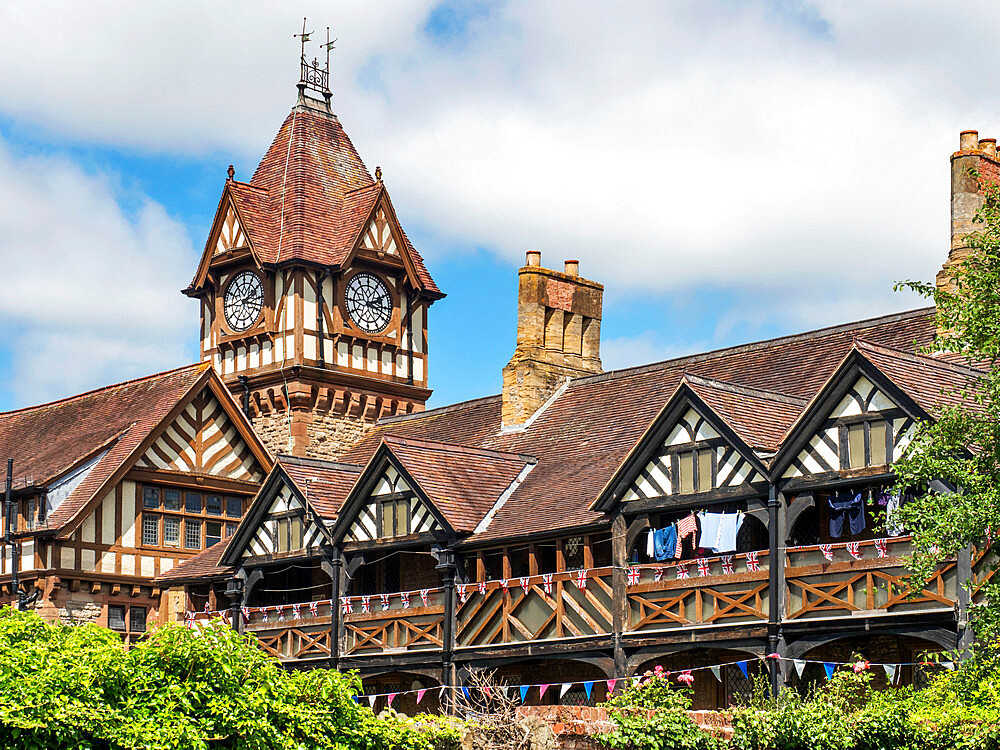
[278,454,362,520]
[155,539,231,584]
[378,436,535,533]
[682,374,807,452]
[189,97,440,295]
[340,307,941,544]
[0,364,212,532]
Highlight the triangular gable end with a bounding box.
[188,184,263,293]
[343,462,444,543]
[215,201,249,256]
[780,372,918,479]
[620,406,766,503]
[240,474,328,559]
[347,190,426,293]
[134,383,267,483]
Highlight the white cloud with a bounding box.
[0,0,998,373]
[0,137,197,405]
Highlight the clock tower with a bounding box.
[184,50,444,459]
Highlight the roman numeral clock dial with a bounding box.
[345,272,392,334]
[223,270,264,332]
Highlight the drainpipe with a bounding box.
[237,376,251,420]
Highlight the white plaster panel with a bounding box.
[81,549,95,570]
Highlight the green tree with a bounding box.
[894,173,1000,639]
[0,607,460,750]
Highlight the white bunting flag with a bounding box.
[368,695,377,708]
[883,664,898,685]
[710,666,722,682]
[560,682,573,699]
[794,659,806,678]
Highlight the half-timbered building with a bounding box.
[0,363,271,639]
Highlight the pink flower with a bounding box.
[853,660,870,673]
[677,670,694,685]
[653,664,664,675]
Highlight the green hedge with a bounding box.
[0,607,461,750]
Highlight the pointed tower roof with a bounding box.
[187,94,441,297]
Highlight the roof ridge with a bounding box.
[574,307,935,387]
[344,181,381,196]
[229,180,269,194]
[277,454,362,472]
[854,338,987,377]
[0,362,206,416]
[682,373,809,405]
[383,434,536,464]
[377,394,502,425]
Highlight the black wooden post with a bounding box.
[611,514,628,680]
[436,548,458,713]
[322,546,343,668]
[767,483,782,697]
[225,575,244,634]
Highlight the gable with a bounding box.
[214,202,248,255]
[344,464,442,543]
[242,480,326,559]
[621,407,764,502]
[782,375,916,478]
[134,386,265,483]
[358,201,399,256]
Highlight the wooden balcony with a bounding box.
[194,538,966,664]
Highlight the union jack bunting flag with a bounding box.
[308,601,318,617]
[697,558,710,576]
[875,539,888,558]
[627,566,640,586]
[380,593,391,610]
[341,596,353,614]
[457,584,468,603]
[204,602,211,613]
[721,555,734,575]
[401,591,411,609]
[420,589,430,606]
[261,607,269,623]
[276,605,286,622]
[361,596,371,613]
[542,573,553,594]
[676,563,690,580]
[820,544,834,560]
[745,551,760,572]
[846,542,862,559]
[241,606,250,623]
[654,567,665,582]
[519,577,530,594]
[185,611,196,625]
[576,569,588,589]
[478,581,487,595]
[500,579,509,593]
[291,603,301,619]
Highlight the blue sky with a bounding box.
[2,1,1000,411]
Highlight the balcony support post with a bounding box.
[956,545,973,656]
[321,545,343,668]
[767,483,786,697]
[436,547,458,713]
[612,514,628,679]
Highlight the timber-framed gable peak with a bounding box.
[187,181,268,295]
[330,436,535,547]
[772,341,959,481]
[592,375,803,512]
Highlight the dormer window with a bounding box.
[380,498,411,538]
[842,419,889,469]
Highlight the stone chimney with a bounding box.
[938,130,1000,290]
[501,252,603,428]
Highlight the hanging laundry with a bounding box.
[829,491,865,538]
[646,529,655,558]
[715,511,744,552]
[697,511,724,552]
[885,491,905,536]
[675,512,698,558]
[653,525,677,561]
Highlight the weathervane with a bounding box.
[295,17,335,101]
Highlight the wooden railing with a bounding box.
[456,567,614,646]
[344,589,446,655]
[972,544,996,605]
[244,600,334,661]
[784,537,956,620]
[626,554,770,632]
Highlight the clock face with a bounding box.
[345,272,392,334]
[223,270,264,332]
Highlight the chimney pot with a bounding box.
[564,260,580,276]
[981,138,997,159]
[960,130,979,150]
[525,250,541,267]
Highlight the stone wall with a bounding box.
[251,402,375,459]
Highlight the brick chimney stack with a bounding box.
[938,130,1000,290]
[501,252,603,428]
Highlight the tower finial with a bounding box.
[227,164,235,182]
[375,166,382,182]
[295,17,335,102]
